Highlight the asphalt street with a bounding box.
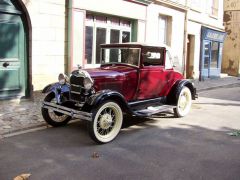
[0,85,240,180]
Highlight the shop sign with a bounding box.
[201,27,226,42]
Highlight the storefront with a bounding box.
[200,26,226,80]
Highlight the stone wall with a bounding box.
[223,0,240,76]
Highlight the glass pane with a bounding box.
[96,28,106,64]
[102,48,140,66]
[204,57,210,69]
[110,30,120,62]
[85,26,93,64]
[122,31,130,43]
[143,49,164,66]
[158,16,167,44]
[210,42,219,68]
[204,42,210,69]
[110,29,120,43]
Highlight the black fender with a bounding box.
[167,79,197,105]
[83,90,132,114]
[42,83,56,93]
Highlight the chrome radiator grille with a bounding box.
[70,75,84,101]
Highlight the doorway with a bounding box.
[0,0,30,99]
[186,35,195,79]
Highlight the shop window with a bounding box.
[158,15,172,46]
[210,41,219,68]
[85,14,132,65]
[203,42,210,69]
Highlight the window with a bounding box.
[158,15,172,46]
[189,0,202,11]
[85,14,132,65]
[101,48,140,66]
[209,0,219,17]
[143,49,165,66]
[210,41,219,68]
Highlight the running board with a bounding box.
[134,105,176,116]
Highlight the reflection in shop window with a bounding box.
[96,28,106,64]
[85,26,93,64]
[211,42,219,68]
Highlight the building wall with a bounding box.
[187,0,225,79]
[22,0,67,90]
[146,3,186,72]
[223,0,240,76]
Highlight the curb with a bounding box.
[197,82,240,93]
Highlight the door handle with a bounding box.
[3,62,9,68]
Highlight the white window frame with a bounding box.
[85,15,132,67]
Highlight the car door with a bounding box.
[136,47,168,100]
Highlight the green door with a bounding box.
[0,1,27,99]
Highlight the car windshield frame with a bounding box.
[100,47,141,67]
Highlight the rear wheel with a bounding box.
[88,101,123,144]
[174,86,192,117]
[41,92,71,127]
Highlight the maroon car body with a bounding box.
[42,43,197,144]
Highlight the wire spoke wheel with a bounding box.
[174,86,192,117]
[89,101,123,144]
[41,92,71,127]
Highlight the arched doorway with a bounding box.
[0,0,31,99]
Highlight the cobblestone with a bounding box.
[0,91,47,135]
[0,76,239,136]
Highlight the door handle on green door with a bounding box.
[3,62,9,68]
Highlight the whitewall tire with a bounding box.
[174,86,192,117]
[88,101,123,144]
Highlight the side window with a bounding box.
[143,48,164,66]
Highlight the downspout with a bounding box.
[182,7,188,77]
[67,0,73,74]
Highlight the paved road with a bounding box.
[0,86,240,180]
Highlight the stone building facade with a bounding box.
[223,0,240,76]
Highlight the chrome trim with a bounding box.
[71,84,84,88]
[42,102,92,121]
[70,91,81,95]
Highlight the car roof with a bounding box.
[101,42,170,49]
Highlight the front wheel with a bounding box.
[88,101,123,144]
[41,92,71,127]
[174,86,192,117]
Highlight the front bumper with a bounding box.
[42,102,92,121]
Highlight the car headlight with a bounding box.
[58,73,68,85]
[84,77,93,90]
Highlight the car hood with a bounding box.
[85,65,136,80]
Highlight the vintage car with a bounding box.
[41,43,197,144]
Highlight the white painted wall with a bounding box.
[72,0,147,21]
[23,0,67,90]
[146,3,185,72]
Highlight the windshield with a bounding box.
[101,48,140,66]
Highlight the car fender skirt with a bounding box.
[85,90,132,113]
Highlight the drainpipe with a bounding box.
[182,7,188,78]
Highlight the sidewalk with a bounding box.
[0,76,240,137]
